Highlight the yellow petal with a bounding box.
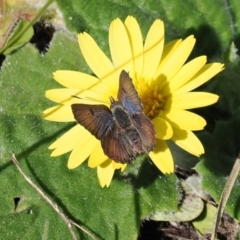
[53,70,99,89]
[75,89,113,105]
[165,92,219,110]
[152,116,173,139]
[49,125,86,156]
[86,81,117,100]
[162,110,206,130]
[153,39,181,88]
[79,33,122,97]
[112,161,127,171]
[109,18,133,73]
[68,134,97,169]
[163,56,207,95]
[43,105,75,122]
[46,88,112,106]
[124,16,143,80]
[157,39,181,68]
[173,63,224,95]
[142,20,164,80]
[149,139,174,173]
[88,142,108,168]
[157,36,196,89]
[78,33,116,80]
[45,89,84,104]
[171,128,204,156]
[97,160,115,187]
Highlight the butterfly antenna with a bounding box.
[72,95,109,104]
[109,96,115,104]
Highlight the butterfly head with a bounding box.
[109,96,124,111]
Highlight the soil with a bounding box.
[138,213,239,239]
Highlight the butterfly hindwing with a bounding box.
[71,104,114,139]
[101,126,136,163]
[118,70,143,114]
[132,113,156,152]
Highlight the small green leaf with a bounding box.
[227,42,239,63]
[192,203,217,235]
[1,20,34,55]
[149,179,204,222]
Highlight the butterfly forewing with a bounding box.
[118,70,143,114]
[71,104,114,139]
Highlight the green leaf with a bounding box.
[1,20,34,55]
[196,110,240,220]
[56,0,240,56]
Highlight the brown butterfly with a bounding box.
[71,70,156,163]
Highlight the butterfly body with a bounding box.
[71,70,156,163]
[109,99,146,160]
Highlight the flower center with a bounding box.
[138,84,165,119]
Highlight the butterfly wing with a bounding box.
[101,127,136,163]
[71,104,114,139]
[132,113,156,152]
[101,113,156,163]
[118,70,143,114]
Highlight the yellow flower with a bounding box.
[43,16,224,187]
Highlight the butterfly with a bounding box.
[71,70,156,163]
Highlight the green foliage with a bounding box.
[56,0,240,56]
[196,109,240,220]
[194,57,240,224]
